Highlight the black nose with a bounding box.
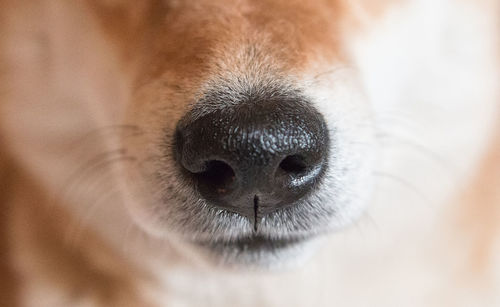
[174,95,329,219]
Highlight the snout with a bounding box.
[174,91,330,226]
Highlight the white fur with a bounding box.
[135,2,499,306]
[2,0,498,306]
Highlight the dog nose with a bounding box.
[174,96,329,219]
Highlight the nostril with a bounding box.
[276,154,326,191]
[279,155,308,175]
[193,160,236,195]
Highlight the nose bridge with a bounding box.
[227,127,287,190]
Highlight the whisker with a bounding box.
[65,186,121,247]
[57,150,136,207]
[47,123,145,208]
[64,155,138,247]
[61,125,144,170]
[357,212,380,231]
[68,125,144,149]
[121,222,140,257]
[374,113,425,134]
[376,132,460,182]
[372,171,433,206]
[311,66,354,80]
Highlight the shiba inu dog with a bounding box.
[1,0,499,306]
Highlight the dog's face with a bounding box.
[3,0,497,269]
[115,0,374,266]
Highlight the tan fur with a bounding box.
[8,173,151,306]
[1,0,499,306]
[455,125,500,276]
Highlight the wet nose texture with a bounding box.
[174,94,330,224]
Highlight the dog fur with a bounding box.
[1,0,499,306]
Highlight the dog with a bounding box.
[1,0,499,306]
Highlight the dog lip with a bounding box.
[194,234,309,252]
